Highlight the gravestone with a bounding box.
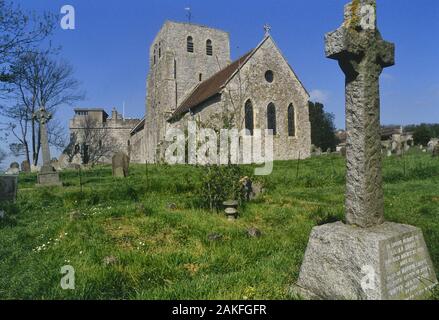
[34,107,62,186]
[427,139,438,153]
[0,175,18,202]
[293,0,437,300]
[5,162,20,175]
[21,160,30,173]
[112,152,130,178]
[340,146,347,158]
[433,145,439,158]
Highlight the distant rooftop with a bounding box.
[74,108,107,113]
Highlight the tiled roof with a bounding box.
[170,50,254,120]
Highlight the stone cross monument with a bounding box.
[325,0,394,228]
[34,107,62,187]
[293,0,437,300]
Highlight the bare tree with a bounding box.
[0,0,55,97]
[1,101,32,163]
[0,147,6,165]
[1,51,84,165]
[47,118,68,152]
[65,116,121,166]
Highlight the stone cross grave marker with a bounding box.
[294,0,437,300]
[325,0,395,228]
[33,107,62,186]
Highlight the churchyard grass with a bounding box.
[0,149,438,299]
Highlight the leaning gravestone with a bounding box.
[0,175,18,202]
[21,160,31,173]
[112,152,130,178]
[293,0,437,300]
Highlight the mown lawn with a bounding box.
[1,150,438,300]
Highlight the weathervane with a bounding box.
[185,7,192,23]
[264,24,271,36]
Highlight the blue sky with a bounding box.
[4,0,439,140]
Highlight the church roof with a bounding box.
[169,49,255,120]
[169,35,309,120]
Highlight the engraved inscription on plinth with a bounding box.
[380,231,437,300]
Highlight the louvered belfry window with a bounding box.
[187,36,194,53]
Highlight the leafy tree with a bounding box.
[413,124,433,146]
[405,123,439,140]
[308,101,339,152]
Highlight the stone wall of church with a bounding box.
[223,37,311,160]
[176,37,311,161]
[68,110,141,165]
[129,130,145,163]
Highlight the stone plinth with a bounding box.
[37,166,62,187]
[294,222,438,300]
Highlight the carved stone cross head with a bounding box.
[33,107,52,125]
[325,0,394,78]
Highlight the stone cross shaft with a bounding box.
[325,0,395,228]
[34,107,53,167]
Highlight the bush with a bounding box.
[413,125,433,146]
[197,165,247,212]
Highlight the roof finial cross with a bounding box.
[264,24,271,37]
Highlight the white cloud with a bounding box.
[381,73,394,81]
[309,89,330,104]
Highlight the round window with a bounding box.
[265,70,274,83]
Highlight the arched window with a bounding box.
[153,45,157,65]
[187,36,194,53]
[244,100,254,135]
[267,103,276,135]
[158,42,162,58]
[206,39,213,56]
[288,104,296,137]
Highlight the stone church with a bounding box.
[139,21,311,163]
[67,21,312,164]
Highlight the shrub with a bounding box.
[197,165,247,212]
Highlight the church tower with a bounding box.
[145,21,231,163]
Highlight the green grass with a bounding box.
[0,150,438,300]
